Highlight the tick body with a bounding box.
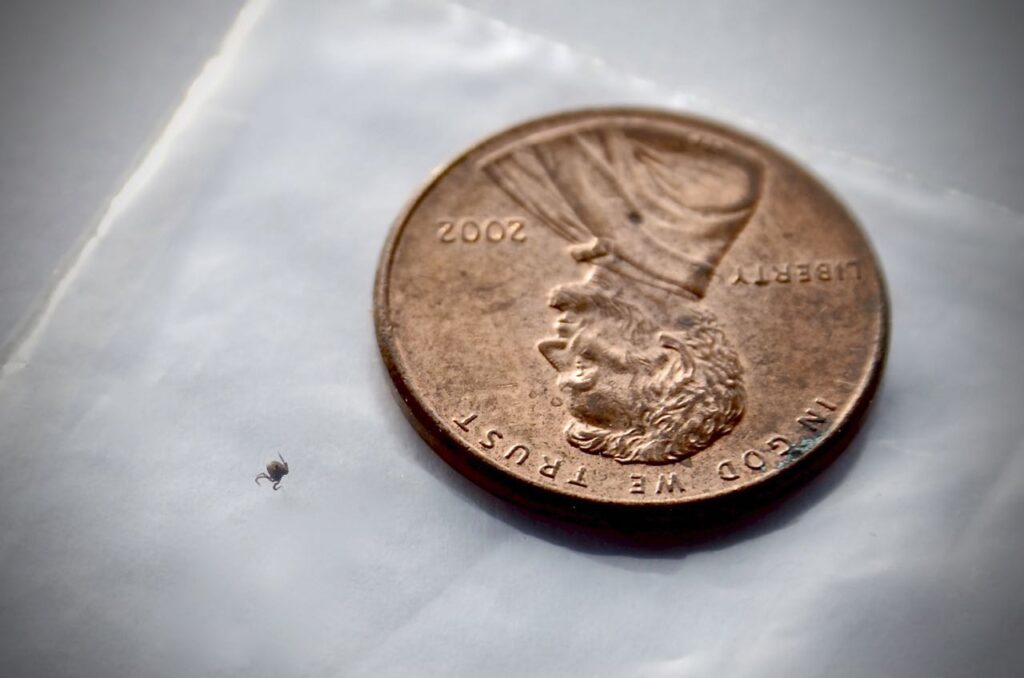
[255,453,289,490]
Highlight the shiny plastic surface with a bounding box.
[1,1,1021,676]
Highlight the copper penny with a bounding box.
[375,108,888,523]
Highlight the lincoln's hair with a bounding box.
[552,282,745,464]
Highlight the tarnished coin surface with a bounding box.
[375,108,888,522]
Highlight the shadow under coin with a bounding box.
[374,342,889,560]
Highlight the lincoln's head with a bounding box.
[480,117,762,464]
[537,272,744,464]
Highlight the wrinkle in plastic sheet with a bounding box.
[1,1,1022,677]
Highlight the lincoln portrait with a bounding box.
[481,118,762,464]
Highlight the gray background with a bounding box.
[1,2,1022,677]
[0,0,245,355]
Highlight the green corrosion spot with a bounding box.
[776,434,821,471]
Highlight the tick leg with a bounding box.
[278,452,287,465]
[273,481,282,491]
[255,473,270,486]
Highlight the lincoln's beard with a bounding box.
[564,363,744,464]
[552,279,745,465]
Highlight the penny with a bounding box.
[375,108,888,524]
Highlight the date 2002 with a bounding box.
[437,218,526,244]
